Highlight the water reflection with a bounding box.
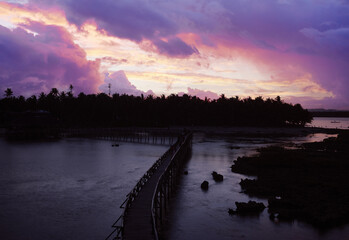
[163,133,349,240]
[0,138,167,240]
[307,117,349,129]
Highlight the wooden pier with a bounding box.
[105,132,192,240]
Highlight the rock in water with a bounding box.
[212,171,224,182]
[201,181,209,190]
[229,201,265,215]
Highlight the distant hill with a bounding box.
[308,109,338,112]
[309,109,349,117]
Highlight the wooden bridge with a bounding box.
[105,132,192,240]
[61,128,181,146]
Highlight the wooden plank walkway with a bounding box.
[122,139,183,239]
[105,133,191,240]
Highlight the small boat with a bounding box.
[112,144,120,147]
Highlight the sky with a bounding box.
[0,0,348,109]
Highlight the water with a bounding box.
[2,132,348,240]
[164,133,349,240]
[0,138,168,240]
[307,117,349,129]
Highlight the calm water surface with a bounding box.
[2,132,348,240]
[307,117,349,129]
[0,138,168,240]
[163,133,349,240]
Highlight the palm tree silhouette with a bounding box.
[4,88,13,98]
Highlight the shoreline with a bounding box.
[1,125,346,140]
[230,132,349,230]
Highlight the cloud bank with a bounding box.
[1,0,349,108]
[0,22,101,96]
[99,71,154,96]
[29,0,198,57]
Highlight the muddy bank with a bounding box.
[231,131,349,229]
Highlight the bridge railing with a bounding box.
[151,133,192,239]
[105,133,186,240]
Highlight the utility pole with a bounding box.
[108,83,111,96]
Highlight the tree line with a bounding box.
[0,87,312,127]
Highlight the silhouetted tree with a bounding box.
[69,84,73,94]
[0,90,312,128]
[66,84,73,98]
[4,88,13,98]
[49,88,59,98]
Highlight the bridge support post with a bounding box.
[159,187,163,224]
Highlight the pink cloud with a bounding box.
[179,87,219,100]
[0,22,101,96]
[28,0,198,57]
[3,0,349,108]
[99,70,154,96]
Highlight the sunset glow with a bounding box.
[1,0,348,109]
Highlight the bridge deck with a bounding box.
[122,138,182,239]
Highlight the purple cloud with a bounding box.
[7,0,349,108]
[300,27,349,54]
[179,87,219,100]
[99,71,154,96]
[187,87,219,100]
[0,22,101,96]
[153,37,199,57]
[29,0,198,57]
[28,1,349,59]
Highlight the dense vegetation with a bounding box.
[0,87,312,127]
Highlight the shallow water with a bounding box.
[163,133,349,240]
[0,138,167,240]
[307,117,349,129]
[2,132,348,240]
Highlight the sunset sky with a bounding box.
[0,0,348,109]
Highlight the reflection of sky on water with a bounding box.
[0,138,167,240]
[1,132,347,240]
[307,117,349,130]
[164,133,349,240]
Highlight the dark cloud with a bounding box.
[27,0,349,59]
[0,22,101,96]
[153,37,199,57]
[31,0,175,40]
[7,0,349,107]
[29,0,201,57]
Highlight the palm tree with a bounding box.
[49,88,59,98]
[69,84,73,93]
[4,88,13,98]
[68,84,74,97]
